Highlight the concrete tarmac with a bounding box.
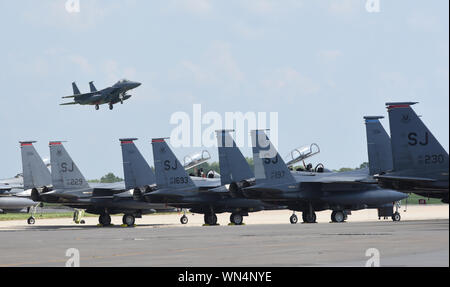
[0,206,448,267]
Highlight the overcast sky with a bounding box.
[0,0,448,179]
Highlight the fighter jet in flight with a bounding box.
[375,102,449,203]
[61,79,141,110]
[235,130,407,223]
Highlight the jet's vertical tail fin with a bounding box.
[72,82,81,95]
[216,130,254,186]
[151,138,196,189]
[20,141,52,190]
[364,116,393,175]
[49,142,89,190]
[386,102,449,172]
[250,130,295,185]
[120,138,156,190]
[89,81,97,92]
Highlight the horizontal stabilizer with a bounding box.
[375,174,437,183]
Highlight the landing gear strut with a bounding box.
[27,204,37,225]
[302,204,317,223]
[392,201,401,222]
[73,209,85,224]
[180,209,188,224]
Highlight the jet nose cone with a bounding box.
[133,82,141,88]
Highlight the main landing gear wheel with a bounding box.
[180,215,189,225]
[99,214,111,226]
[27,217,35,225]
[230,213,244,225]
[95,104,99,110]
[109,103,114,110]
[331,211,345,223]
[122,214,135,226]
[204,213,218,225]
[302,211,316,223]
[290,214,298,224]
[392,212,401,222]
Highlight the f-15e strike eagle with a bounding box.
[61,79,141,110]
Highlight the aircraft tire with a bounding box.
[123,214,135,226]
[230,213,243,225]
[95,104,99,110]
[109,104,113,110]
[302,211,316,223]
[290,214,298,224]
[392,212,401,222]
[331,211,345,223]
[204,213,217,225]
[180,215,188,225]
[27,217,35,225]
[99,214,111,226]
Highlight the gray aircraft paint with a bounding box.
[61,79,141,109]
[216,130,254,186]
[49,141,90,190]
[121,138,156,190]
[375,102,449,201]
[152,138,196,190]
[20,141,52,190]
[246,130,407,209]
[387,102,448,174]
[364,116,393,176]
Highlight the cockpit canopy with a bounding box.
[285,143,320,167]
[183,150,212,170]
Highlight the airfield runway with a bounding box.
[0,205,448,267]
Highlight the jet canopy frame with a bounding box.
[285,143,321,168]
[183,150,212,170]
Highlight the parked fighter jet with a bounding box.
[0,141,52,224]
[125,138,277,225]
[375,102,449,203]
[26,141,169,226]
[61,79,141,110]
[0,175,23,194]
[238,130,407,223]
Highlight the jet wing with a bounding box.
[60,102,78,105]
[0,184,22,191]
[62,91,102,99]
[208,185,229,193]
[374,174,437,183]
[90,182,126,191]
